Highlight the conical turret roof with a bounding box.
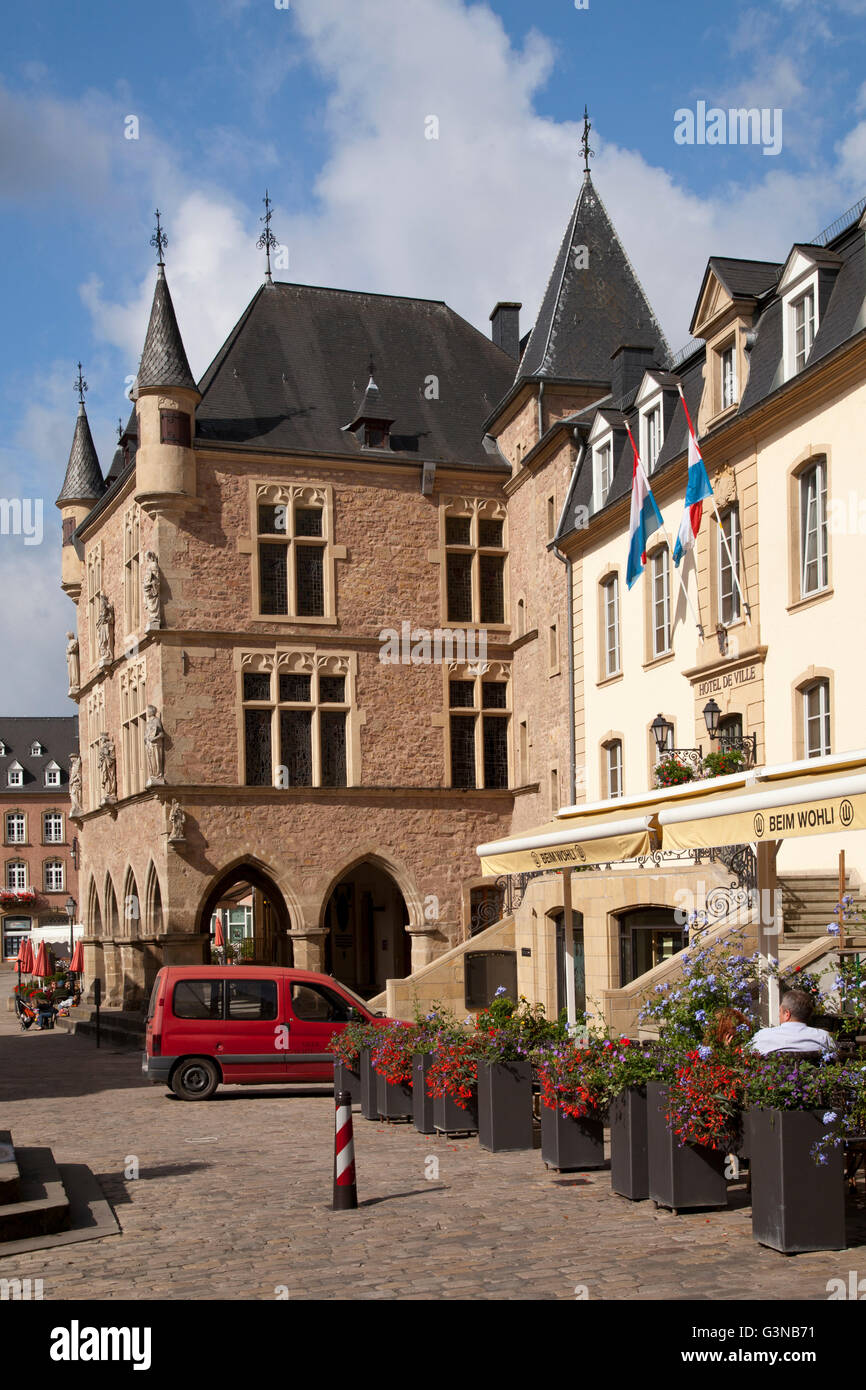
[343,373,397,431]
[518,174,669,383]
[56,403,105,505]
[136,264,197,393]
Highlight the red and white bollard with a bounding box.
[333,1090,358,1211]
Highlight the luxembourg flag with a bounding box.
[625,426,664,589]
[673,426,713,567]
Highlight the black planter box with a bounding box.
[541,1104,605,1171]
[609,1087,649,1200]
[749,1108,846,1253]
[359,1048,379,1121]
[646,1081,728,1212]
[434,1089,478,1135]
[413,1053,436,1134]
[477,1060,534,1152]
[333,1060,361,1106]
[376,1069,413,1121]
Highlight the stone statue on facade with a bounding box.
[144,706,166,786]
[66,632,80,693]
[168,799,186,843]
[98,732,117,805]
[68,753,83,817]
[142,551,162,631]
[96,593,115,666]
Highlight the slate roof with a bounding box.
[0,717,78,796]
[56,405,104,505]
[194,282,515,467]
[137,265,197,393]
[707,257,782,300]
[343,376,397,430]
[518,174,669,383]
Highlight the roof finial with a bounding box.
[257,189,278,285]
[580,105,595,178]
[367,355,376,384]
[150,209,168,266]
[74,362,88,407]
[117,417,124,442]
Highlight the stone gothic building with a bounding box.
[59,173,866,1021]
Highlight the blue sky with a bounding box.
[2,0,865,713]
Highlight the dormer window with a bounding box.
[0,741,6,756]
[30,741,44,757]
[720,342,737,409]
[44,762,61,788]
[793,290,815,372]
[363,424,389,450]
[642,404,663,472]
[593,441,613,511]
[8,762,23,787]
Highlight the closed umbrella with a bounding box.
[214,917,225,947]
[33,942,50,978]
[16,935,34,1000]
[69,941,84,974]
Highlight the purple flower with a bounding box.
[827,924,841,936]
[822,1111,837,1124]
[697,1045,712,1060]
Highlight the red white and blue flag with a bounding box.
[673,398,713,567]
[625,424,663,589]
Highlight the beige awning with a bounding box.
[478,812,657,875]
[659,769,866,852]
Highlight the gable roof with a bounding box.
[517,174,669,383]
[137,265,197,394]
[0,717,78,796]
[56,404,104,505]
[194,282,515,467]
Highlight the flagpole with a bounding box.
[673,543,705,640]
[677,385,750,619]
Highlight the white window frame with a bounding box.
[780,259,821,382]
[720,342,737,410]
[44,763,61,787]
[593,441,613,512]
[803,680,830,758]
[718,506,741,626]
[799,460,828,597]
[602,575,621,678]
[5,813,25,844]
[43,812,64,844]
[6,861,27,890]
[605,740,623,799]
[642,403,663,473]
[7,763,22,787]
[30,741,43,757]
[793,289,815,373]
[44,860,65,893]
[651,547,672,658]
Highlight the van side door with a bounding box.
[286,980,361,1082]
[216,976,289,1083]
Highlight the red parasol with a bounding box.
[213,917,225,948]
[17,936,34,974]
[33,942,51,978]
[69,941,84,973]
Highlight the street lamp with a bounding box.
[651,713,674,756]
[703,698,722,741]
[64,895,76,957]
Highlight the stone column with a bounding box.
[289,927,329,973]
[82,938,104,1002]
[103,941,124,1008]
[120,941,147,1011]
[406,925,440,975]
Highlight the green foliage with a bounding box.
[703,748,745,778]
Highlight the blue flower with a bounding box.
[822,1111,837,1124]
[827,924,841,935]
[816,1153,828,1165]
[494,985,507,997]
[695,1009,707,1022]
[697,1045,712,1060]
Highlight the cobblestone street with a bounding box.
[1,1001,864,1302]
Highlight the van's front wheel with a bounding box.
[171,1057,220,1101]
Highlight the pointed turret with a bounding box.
[134,212,200,506]
[57,401,104,506]
[342,366,396,450]
[57,365,105,599]
[518,173,669,386]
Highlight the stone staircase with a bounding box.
[780,872,851,941]
[55,1005,145,1047]
[0,1129,119,1259]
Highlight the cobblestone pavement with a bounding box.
[0,1000,864,1301]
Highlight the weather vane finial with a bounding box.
[150,209,168,266]
[117,417,124,442]
[257,189,278,284]
[581,105,595,177]
[75,362,88,406]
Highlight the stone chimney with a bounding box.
[489,302,522,360]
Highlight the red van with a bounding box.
[143,966,385,1101]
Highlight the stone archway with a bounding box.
[322,859,411,998]
[198,862,293,967]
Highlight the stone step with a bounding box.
[0,1132,21,1205]
[55,1007,145,1047]
[0,1146,70,1244]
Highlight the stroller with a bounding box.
[15,996,36,1031]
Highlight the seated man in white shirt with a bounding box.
[749,989,835,1057]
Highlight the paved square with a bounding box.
[1,1007,864,1301]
